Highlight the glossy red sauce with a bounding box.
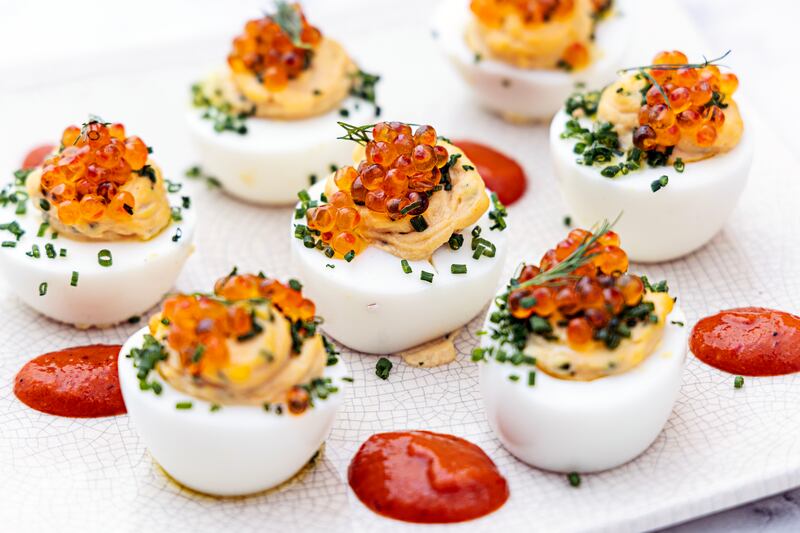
[452,140,526,205]
[14,345,127,417]
[348,430,509,523]
[690,307,800,376]
[22,143,56,169]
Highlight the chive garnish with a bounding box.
[2,241,17,248]
[36,222,49,237]
[451,264,467,274]
[410,215,428,232]
[210,404,221,412]
[98,249,113,267]
[38,282,47,296]
[528,371,536,386]
[344,250,355,262]
[568,472,581,487]
[27,244,40,258]
[448,233,464,250]
[375,357,393,380]
[651,175,669,192]
[175,401,193,410]
[509,374,519,382]
[45,243,56,259]
[734,375,744,389]
[59,248,67,257]
[401,259,412,274]
[39,199,50,211]
[420,270,434,283]
[70,271,79,287]
[673,158,685,173]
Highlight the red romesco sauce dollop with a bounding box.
[690,307,800,376]
[14,345,126,417]
[22,143,56,169]
[348,430,509,523]
[452,140,526,205]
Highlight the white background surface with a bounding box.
[1,1,800,531]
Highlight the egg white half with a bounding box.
[186,98,376,205]
[0,190,194,328]
[479,298,686,473]
[433,0,634,122]
[549,108,754,262]
[291,181,508,354]
[119,326,349,496]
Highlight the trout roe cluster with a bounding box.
[508,229,648,349]
[470,0,602,69]
[227,3,322,92]
[160,274,316,378]
[307,121,450,258]
[634,50,739,152]
[39,121,149,226]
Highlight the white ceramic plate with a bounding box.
[1,1,798,532]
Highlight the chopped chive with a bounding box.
[172,227,182,242]
[192,345,205,363]
[127,315,141,324]
[472,244,486,259]
[36,222,49,237]
[448,233,464,250]
[563,215,572,227]
[27,244,40,258]
[401,259,412,274]
[38,282,47,296]
[342,376,354,383]
[297,189,311,202]
[734,375,744,389]
[671,320,684,326]
[70,271,79,287]
[451,264,467,274]
[170,206,182,221]
[210,404,221,412]
[344,250,355,262]
[161,317,170,326]
[325,263,335,269]
[673,158,685,173]
[528,371,536,386]
[123,204,134,215]
[181,196,191,209]
[651,175,669,192]
[410,215,428,232]
[39,199,50,211]
[568,472,581,487]
[509,374,519,382]
[375,357,393,380]
[59,248,67,257]
[175,401,193,410]
[98,249,113,267]
[2,241,16,248]
[288,279,302,291]
[420,270,434,283]
[45,243,56,258]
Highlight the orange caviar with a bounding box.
[227,3,322,92]
[471,0,577,26]
[160,274,315,377]
[507,228,647,349]
[307,121,449,258]
[634,50,738,152]
[470,0,592,69]
[39,121,148,225]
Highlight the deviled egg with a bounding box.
[551,50,753,262]
[477,225,686,472]
[434,0,631,122]
[119,271,348,496]
[291,121,508,355]
[0,118,194,327]
[187,1,380,204]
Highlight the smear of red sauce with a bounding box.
[14,345,127,417]
[348,430,509,523]
[22,144,56,169]
[451,140,526,205]
[690,307,800,376]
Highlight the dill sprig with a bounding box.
[619,50,732,110]
[618,50,731,74]
[504,215,620,296]
[337,121,376,145]
[271,1,311,49]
